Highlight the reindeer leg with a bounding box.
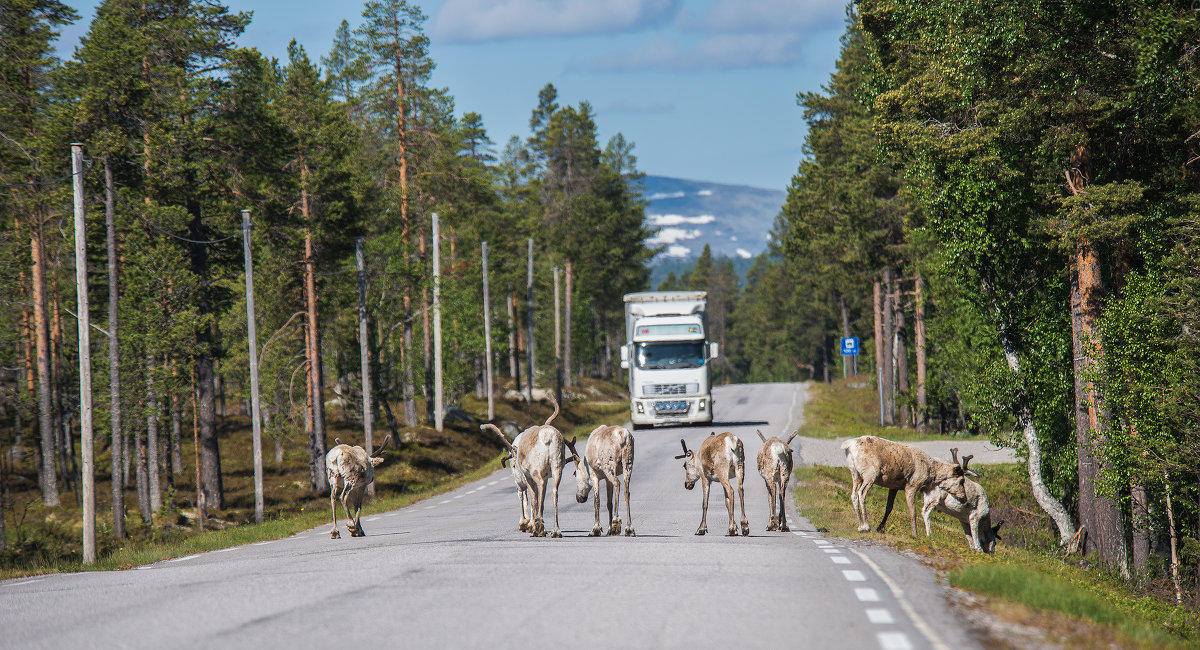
[609,473,623,535]
[550,466,562,538]
[876,488,898,533]
[329,482,341,539]
[533,475,546,537]
[696,478,709,535]
[764,477,777,531]
[719,476,737,536]
[341,485,359,536]
[605,480,619,535]
[623,465,635,537]
[779,470,791,532]
[905,485,918,537]
[590,474,603,536]
[737,460,749,536]
[518,486,530,532]
[852,470,870,532]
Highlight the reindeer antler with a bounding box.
[675,439,689,460]
[371,434,392,457]
[950,447,961,466]
[961,454,974,472]
[757,429,767,443]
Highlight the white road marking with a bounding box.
[212,548,236,553]
[424,506,436,510]
[842,570,866,581]
[385,513,398,517]
[877,632,912,650]
[366,517,381,522]
[847,548,949,650]
[439,500,451,504]
[488,480,499,486]
[832,556,852,564]
[453,494,465,499]
[866,609,894,624]
[168,554,201,563]
[5,578,45,587]
[253,541,275,546]
[823,549,841,554]
[855,588,880,602]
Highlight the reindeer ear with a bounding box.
[370,456,384,467]
[674,454,686,460]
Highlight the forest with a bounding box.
[4,0,1200,609]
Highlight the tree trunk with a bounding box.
[300,171,328,491]
[104,156,125,537]
[564,260,572,388]
[188,201,223,510]
[146,354,161,513]
[171,390,182,475]
[914,274,927,431]
[881,269,895,426]
[1129,479,1150,573]
[32,212,58,506]
[509,288,520,392]
[895,299,910,428]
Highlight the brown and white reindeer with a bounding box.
[922,449,1003,553]
[325,434,391,538]
[566,424,636,537]
[481,424,530,532]
[756,430,797,532]
[490,392,577,538]
[841,435,972,536]
[675,432,749,536]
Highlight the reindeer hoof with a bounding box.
[351,527,365,537]
[551,529,562,538]
[518,522,529,532]
[330,529,341,539]
[695,527,707,536]
[741,522,750,536]
[780,522,790,532]
[589,526,602,537]
[624,528,636,537]
[857,523,871,533]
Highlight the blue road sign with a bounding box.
[840,337,860,356]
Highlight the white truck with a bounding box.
[620,291,718,429]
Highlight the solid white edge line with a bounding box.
[846,547,949,650]
[168,554,201,562]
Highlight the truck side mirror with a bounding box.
[620,346,629,369]
[708,342,719,359]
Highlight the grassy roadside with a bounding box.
[796,376,978,442]
[793,378,1198,648]
[0,381,628,580]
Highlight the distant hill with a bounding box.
[639,176,786,288]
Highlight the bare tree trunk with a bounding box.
[564,260,572,388]
[509,289,520,393]
[171,390,182,475]
[135,395,150,523]
[881,269,895,426]
[1164,471,1182,605]
[188,201,223,510]
[895,301,910,428]
[1130,479,1150,573]
[301,177,327,492]
[914,274,927,431]
[146,354,161,513]
[32,211,58,506]
[104,156,124,537]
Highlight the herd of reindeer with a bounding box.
[323,393,1002,554]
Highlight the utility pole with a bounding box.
[525,238,534,403]
[71,144,96,564]
[432,214,443,431]
[241,209,264,524]
[481,241,494,421]
[356,238,374,494]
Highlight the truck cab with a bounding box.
[621,292,718,428]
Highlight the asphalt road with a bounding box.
[1,383,996,650]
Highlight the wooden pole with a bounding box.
[71,144,96,564]
[525,239,534,402]
[553,266,561,405]
[241,210,264,523]
[481,241,494,421]
[433,214,443,431]
[356,238,375,495]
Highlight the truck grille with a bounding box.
[643,383,697,397]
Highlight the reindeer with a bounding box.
[922,449,1003,553]
[675,432,749,536]
[566,424,636,537]
[481,425,530,531]
[756,430,797,532]
[841,435,972,536]
[326,434,391,538]
[490,392,577,538]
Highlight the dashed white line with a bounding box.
[832,556,852,564]
[424,506,436,510]
[453,494,465,499]
[487,480,499,486]
[877,632,912,650]
[168,554,201,563]
[866,609,894,624]
[365,517,381,522]
[385,512,398,517]
[855,588,880,602]
[847,548,949,650]
[212,548,236,553]
[842,570,866,581]
[253,541,275,546]
[438,500,451,504]
[822,548,841,554]
[5,578,45,587]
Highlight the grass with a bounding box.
[0,378,629,579]
[796,375,978,442]
[794,462,1198,648]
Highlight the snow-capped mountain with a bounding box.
[640,175,786,285]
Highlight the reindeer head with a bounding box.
[675,439,700,489]
[980,519,1004,554]
[481,424,517,467]
[369,434,392,468]
[564,435,591,503]
[949,447,979,478]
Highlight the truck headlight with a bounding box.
[635,401,644,414]
[699,398,707,411]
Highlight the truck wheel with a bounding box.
[631,422,648,431]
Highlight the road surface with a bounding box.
[1,383,1000,649]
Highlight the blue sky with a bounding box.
[55,0,850,191]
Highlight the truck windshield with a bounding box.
[635,341,705,370]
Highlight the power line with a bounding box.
[0,160,92,188]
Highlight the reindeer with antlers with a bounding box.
[922,448,1004,553]
[756,430,797,532]
[326,434,391,538]
[676,432,749,537]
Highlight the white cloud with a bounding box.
[649,214,716,226]
[435,0,680,43]
[647,227,702,245]
[662,244,692,258]
[736,248,753,259]
[647,191,686,200]
[589,33,807,72]
[696,189,713,196]
[730,236,738,241]
[696,0,848,34]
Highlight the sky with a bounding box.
[54,0,850,192]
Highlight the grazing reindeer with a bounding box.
[491,392,577,538]
[326,434,391,538]
[756,430,797,532]
[566,424,636,537]
[675,432,749,537]
[842,435,971,536]
[482,425,530,532]
[923,449,1003,553]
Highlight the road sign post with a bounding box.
[840,337,859,379]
